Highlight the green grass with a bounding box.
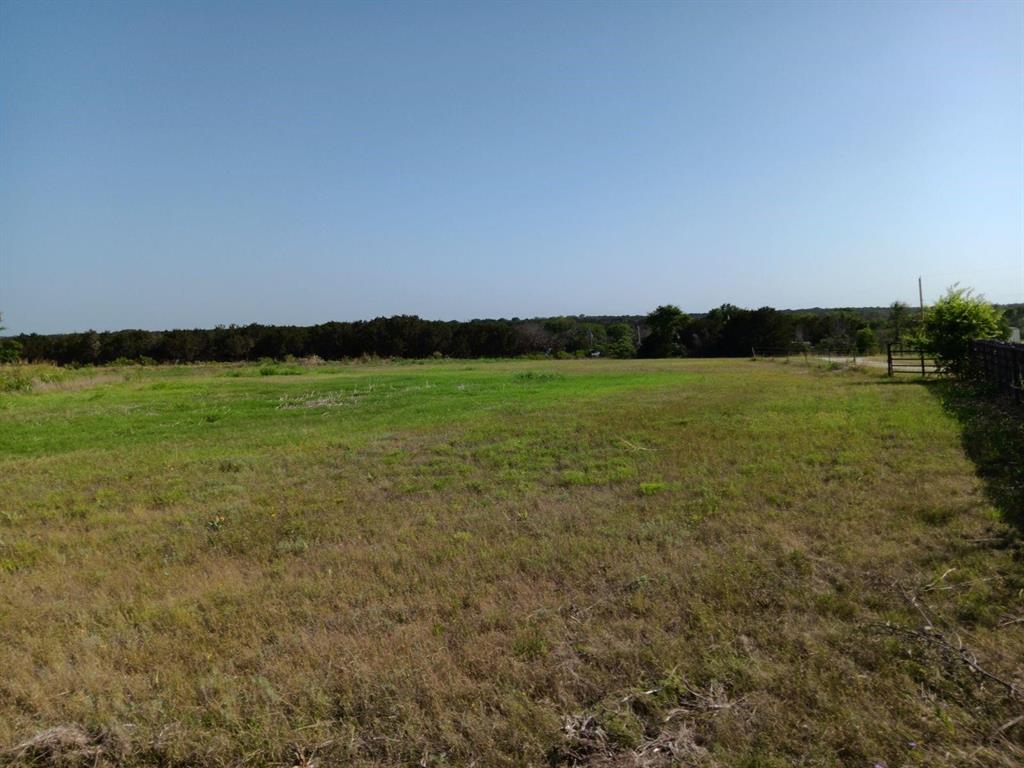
[1,358,1021,767]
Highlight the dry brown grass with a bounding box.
[6,725,127,767]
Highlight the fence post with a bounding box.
[920,347,926,377]
[887,343,893,376]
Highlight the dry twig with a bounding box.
[869,621,1022,700]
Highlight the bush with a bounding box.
[924,286,1006,376]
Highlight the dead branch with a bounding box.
[869,621,1022,700]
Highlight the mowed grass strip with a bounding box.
[0,359,1020,767]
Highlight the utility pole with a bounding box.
[918,276,925,321]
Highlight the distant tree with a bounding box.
[212,325,255,361]
[855,327,876,355]
[543,317,575,335]
[639,305,687,358]
[924,286,1006,376]
[747,307,794,353]
[886,300,921,344]
[604,323,636,358]
[13,306,940,366]
[514,321,555,354]
[1002,303,1023,331]
[708,305,793,356]
[0,324,22,363]
[542,317,569,349]
[691,304,739,355]
[577,322,606,353]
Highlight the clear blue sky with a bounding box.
[1,0,1021,334]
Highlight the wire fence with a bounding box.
[749,345,871,372]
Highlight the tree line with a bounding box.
[2,299,1018,366]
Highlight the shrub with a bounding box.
[923,286,1005,376]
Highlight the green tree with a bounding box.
[880,301,921,346]
[639,305,687,358]
[0,324,22,364]
[855,327,876,355]
[923,286,1006,376]
[887,301,912,343]
[604,323,636,358]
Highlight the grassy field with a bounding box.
[1,358,1021,767]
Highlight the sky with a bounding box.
[1,0,1021,335]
